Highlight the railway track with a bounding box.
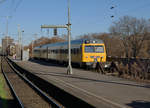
[2,57,95,108]
[1,56,62,108]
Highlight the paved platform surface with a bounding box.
[13,59,150,108]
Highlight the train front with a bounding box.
[82,39,106,67]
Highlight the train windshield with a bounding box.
[85,45,104,53]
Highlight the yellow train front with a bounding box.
[81,39,106,66]
[33,39,106,67]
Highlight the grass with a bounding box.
[0,74,8,108]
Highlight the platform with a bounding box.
[13,59,150,108]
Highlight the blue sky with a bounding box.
[0,0,150,45]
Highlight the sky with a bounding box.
[0,0,150,45]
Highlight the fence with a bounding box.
[107,56,150,80]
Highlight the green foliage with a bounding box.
[0,74,8,108]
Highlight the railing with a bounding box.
[106,56,150,80]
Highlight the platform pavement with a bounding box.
[13,59,150,108]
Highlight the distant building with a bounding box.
[15,43,22,58]
[2,36,14,55]
[7,43,16,56]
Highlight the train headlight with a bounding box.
[85,40,90,44]
[104,64,109,68]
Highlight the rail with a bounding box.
[1,57,24,108]
[7,57,95,108]
[2,56,62,108]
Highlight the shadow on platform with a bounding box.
[28,59,150,88]
[29,59,66,67]
[31,71,150,89]
[29,59,82,69]
[126,100,150,108]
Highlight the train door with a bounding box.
[47,46,48,59]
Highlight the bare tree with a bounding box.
[77,33,124,57]
[109,16,150,58]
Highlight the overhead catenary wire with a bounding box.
[108,0,150,20]
[13,0,23,12]
[108,0,117,21]
[0,0,6,4]
[115,1,150,18]
[9,0,23,17]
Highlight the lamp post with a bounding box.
[66,0,72,74]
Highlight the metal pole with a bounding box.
[18,24,21,59]
[67,0,72,74]
[6,16,8,37]
[21,30,24,60]
[0,16,11,55]
[6,36,8,56]
[6,16,9,56]
[32,40,34,58]
[32,33,37,58]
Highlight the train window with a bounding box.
[85,45,104,53]
[95,45,104,53]
[55,50,57,53]
[56,49,59,54]
[85,46,94,53]
[76,48,79,54]
[62,49,64,54]
[48,49,51,53]
[43,50,47,53]
[74,48,76,54]
[34,50,37,52]
[65,49,68,54]
[64,49,66,54]
[60,49,61,53]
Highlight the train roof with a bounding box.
[34,38,104,49]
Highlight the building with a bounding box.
[2,36,14,55]
[7,43,16,56]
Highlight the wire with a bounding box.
[9,0,23,17]
[13,0,23,12]
[0,0,6,4]
[117,1,150,17]
[108,0,117,21]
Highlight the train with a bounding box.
[33,38,107,67]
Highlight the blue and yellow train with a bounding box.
[33,39,106,67]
